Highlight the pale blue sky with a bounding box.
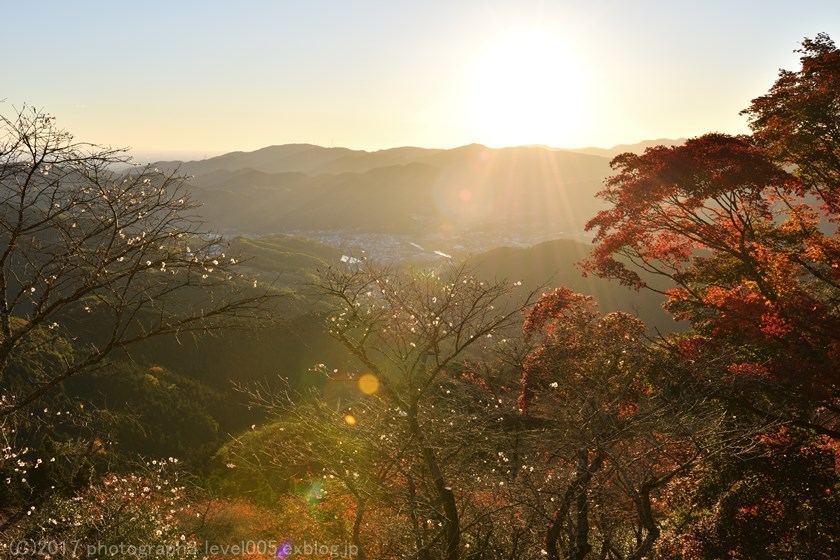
[3,1,838,158]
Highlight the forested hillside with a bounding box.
[157,144,612,236]
[0,35,837,560]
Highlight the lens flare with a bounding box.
[305,480,323,505]
[276,540,292,559]
[358,373,380,394]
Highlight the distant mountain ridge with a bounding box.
[156,139,684,177]
[567,138,687,159]
[155,143,442,177]
[155,139,682,238]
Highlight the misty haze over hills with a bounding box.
[157,140,683,253]
[567,138,686,158]
[152,139,685,331]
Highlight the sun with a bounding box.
[467,30,586,148]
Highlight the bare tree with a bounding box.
[0,106,275,417]
[309,260,537,560]
[512,288,753,560]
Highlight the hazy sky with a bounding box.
[3,1,838,159]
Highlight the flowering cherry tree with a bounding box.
[0,107,274,416]
[0,106,275,532]
[311,260,537,560]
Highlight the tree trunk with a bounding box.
[626,481,660,560]
[409,400,460,560]
[545,449,602,560]
[404,469,431,560]
[352,497,367,560]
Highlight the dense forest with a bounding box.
[0,35,837,559]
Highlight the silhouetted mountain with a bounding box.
[569,138,686,159]
[157,144,360,176]
[161,144,614,237]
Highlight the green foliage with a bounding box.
[229,234,341,285]
[2,35,837,560]
[62,363,223,465]
[1,318,76,397]
[472,238,679,333]
[210,421,303,504]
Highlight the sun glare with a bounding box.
[468,30,586,148]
